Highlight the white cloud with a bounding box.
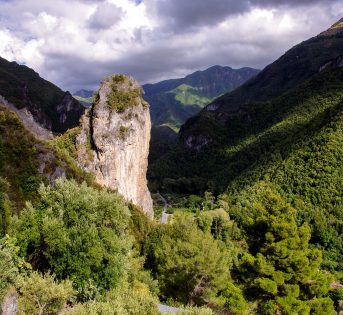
[0,0,341,92]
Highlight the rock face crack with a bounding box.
[76,75,153,216]
[88,104,101,160]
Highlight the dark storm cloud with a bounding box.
[149,0,338,33]
[43,26,303,92]
[252,0,335,5]
[150,0,249,32]
[42,0,342,90]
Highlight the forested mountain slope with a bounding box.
[149,22,343,271]
[0,57,84,133]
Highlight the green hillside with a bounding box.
[150,23,343,192]
[149,26,343,274]
[73,89,93,107]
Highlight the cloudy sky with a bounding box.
[0,0,342,92]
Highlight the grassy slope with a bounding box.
[172,84,212,107]
[73,95,93,104]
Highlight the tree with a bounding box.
[0,235,25,302]
[239,186,334,314]
[14,179,132,297]
[223,283,248,315]
[0,177,11,236]
[145,213,231,305]
[17,272,74,315]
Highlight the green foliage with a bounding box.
[14,179,132,296]
[237,186,334,314]
[0,178,11,236]
[0,105,44,207]
[106,75,141,113]
[112,74,126,83]
[176,305,214,314]
[62,282,159,315]
[0,105,95,210]
[151,67,343,272]
[185,195,203,211]
[197,207,236,244]
[223,282,248,314]
[0,235,29,301]
[50,127,81,160]
[308,297,334,315]
[128,203,154,252]
[17,271,74,315]
[145,213,231,305]
[118,125,129,140]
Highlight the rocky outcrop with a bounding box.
[26,91,84,133]
[55,92,85,128]
[1,289,17,315]
[319,55,343,72]
[0,95,53,140]
[76,75,153,216]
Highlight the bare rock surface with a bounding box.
[0,95,53,140]
[1,289,17,315]
[77,75,153,216]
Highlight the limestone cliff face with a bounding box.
[77,75,153,216]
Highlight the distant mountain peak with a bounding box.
[74,89,93,98]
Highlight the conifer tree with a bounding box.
[239,186,334,314]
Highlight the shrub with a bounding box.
[14,179,132,298]
[17,272,74,315]
[106,75,141,113]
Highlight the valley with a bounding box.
[0,10,342,315]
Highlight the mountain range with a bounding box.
[144,65,260,131]
[144,65,259,161]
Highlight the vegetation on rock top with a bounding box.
[106,74,143,113]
